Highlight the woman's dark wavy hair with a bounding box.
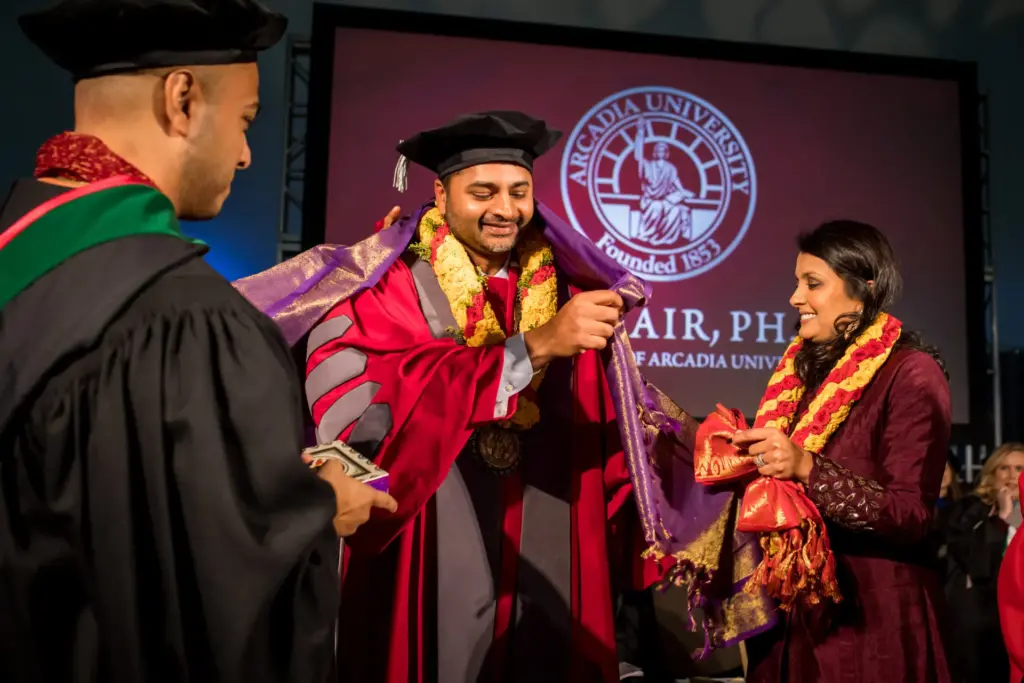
[793,220,946,391]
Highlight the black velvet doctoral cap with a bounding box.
[396,111,563,179]
[19,0,288,81]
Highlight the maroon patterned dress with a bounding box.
[746,348,954,682]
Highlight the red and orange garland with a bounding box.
[411,207,558,430]
[695,312,902,609]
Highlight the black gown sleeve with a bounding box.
[31,297,339,682]
[945,495,1008,583]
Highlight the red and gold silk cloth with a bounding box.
[695,313,902,610]
[34,132,156,187]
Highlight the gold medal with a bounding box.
[474,425,521,474]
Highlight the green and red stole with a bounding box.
[0,176,198,310]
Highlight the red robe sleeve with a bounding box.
[1000,475,1024,683]
[806,351,950,544]
[305,261,514,555]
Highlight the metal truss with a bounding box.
[981,93,999,446]
[961,93,998,483]
[276,37,310,264]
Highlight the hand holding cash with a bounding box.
[303,441,397,537]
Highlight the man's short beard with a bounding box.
[487,239,517,254]
[445,211,521,255]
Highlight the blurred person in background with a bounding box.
[945,443,1024,682]
[931,451,966,576]
[941,451,967,505]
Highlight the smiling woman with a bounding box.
[789,220,945,390]
[734,220,956,683]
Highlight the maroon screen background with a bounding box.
[323,27,970,421]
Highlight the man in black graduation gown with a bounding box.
[0,1,396,681]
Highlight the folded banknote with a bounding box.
[302,440,389,493]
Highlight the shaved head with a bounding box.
[71,62,259,220]
[74,66,223,123]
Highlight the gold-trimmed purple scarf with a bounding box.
[232,200,777,653]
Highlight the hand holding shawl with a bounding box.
[696,405,840,610]
[694,313,903,611]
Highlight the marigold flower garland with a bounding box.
[410,207,558,430]
[755,312,902,447]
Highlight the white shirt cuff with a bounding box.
[494,333,535,419]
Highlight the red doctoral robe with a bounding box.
[745,348,954,683]
[999,474,1024,683]
[305,254,639,683]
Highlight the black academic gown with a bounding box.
[0,181,340,683]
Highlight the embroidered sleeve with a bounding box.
[803,353,952,544]
[807,455,885,532]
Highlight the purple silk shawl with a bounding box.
[233,200,777,654]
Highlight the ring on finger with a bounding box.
[754,453,766,468]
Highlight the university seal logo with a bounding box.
[560,86,757,281]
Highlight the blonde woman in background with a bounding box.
[945,443,1024,682]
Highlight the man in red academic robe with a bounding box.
[999,471,1024,683]
[236,108,779,680]
[305,111,647,683]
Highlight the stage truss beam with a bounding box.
[277,37,310,264]
[962,92,997,483]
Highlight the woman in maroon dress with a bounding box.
[736,221,953,682]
